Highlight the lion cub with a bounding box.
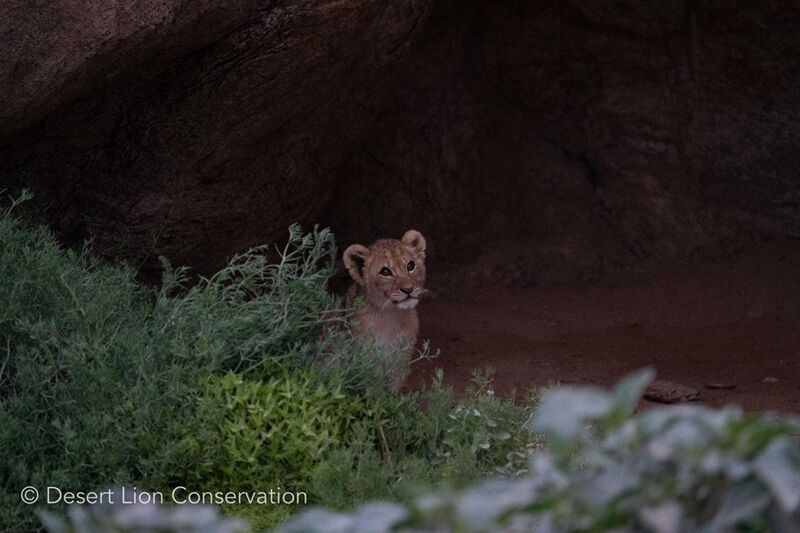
[343,230,427,392]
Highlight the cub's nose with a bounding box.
[400,286,413,295]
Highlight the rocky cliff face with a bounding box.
[0,0,432,277]
[1,1,798,283]
[325,0,800,283]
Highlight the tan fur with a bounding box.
[343,230,427,393]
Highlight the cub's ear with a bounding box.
[401,229,426,258]
[343,244,370,285]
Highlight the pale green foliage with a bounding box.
[38,490,247,533]
[282,370,800,532]
[0,193,378,530]
[308,368,537,511]
[6,191,796,533]
[153,224,341,375]
[0,193,535,532]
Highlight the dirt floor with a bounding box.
[408,240,800,414]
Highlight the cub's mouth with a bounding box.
[394,296,419,309]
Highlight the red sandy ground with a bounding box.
[408,241,800,414]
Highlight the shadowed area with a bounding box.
[410,240,800,412]
[1,0,798,410]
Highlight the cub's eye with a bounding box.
[379,267,393,277]
[407,261,416,272]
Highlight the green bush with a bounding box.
[40,371,800,532]
[172,370,364,492]
[33,369,538,533]
[164,370,365,530]
[282,369,800,532]
[1,195,536,532]
[10,192,796,533]
[0,193,368,530]
[309,369,538,511]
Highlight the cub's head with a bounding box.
[343,230,427,310]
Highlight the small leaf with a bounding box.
[351,502,408,532]
[614,367,656,412]
[705,480,771,531]
[526,387,613,439]
[753,437,800,513]
[640,502,683,533]
[457,479,536,528]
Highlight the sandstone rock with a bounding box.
[0,0,431,278]
[1,1,798,282]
